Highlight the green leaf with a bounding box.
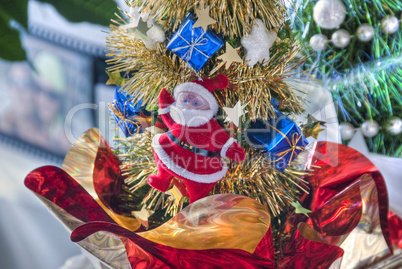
[37,0,119,27]
[0,11,26,61]
[0,0,29,29]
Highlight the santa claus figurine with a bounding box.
[148,74,246,203]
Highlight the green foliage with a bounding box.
[297,0,402,75]
[0,0,28,61]
[297,0,402,157]
[330,58,402,157]
[37,0,119,27]
[0,16,26,61]
[0,0,119,62]
[0,0,28,29]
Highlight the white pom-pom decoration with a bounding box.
[145,25,166,50]
[241,19,277,67]
[313,0,346,29]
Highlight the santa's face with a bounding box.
[171,91,215,127]
[176,91,210,110]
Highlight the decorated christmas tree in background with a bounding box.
[296,0,402,157]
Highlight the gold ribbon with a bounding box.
[108,99,151,136]
[266,123,305,166]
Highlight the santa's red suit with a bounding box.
[148,75,246,202]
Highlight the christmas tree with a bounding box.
[107,0,313,242]
[296,0,402,157]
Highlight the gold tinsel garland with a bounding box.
[117,132,309,218]
[211,149,309,217]
[126,0,285,38]
[106,27,305,119]
[106,0,305,120]
[109,0,311,224]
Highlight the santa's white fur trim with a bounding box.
[170,105,215,127]
[158,105,172,115]
[152,134,227,183]
[220,138,236,158]
[174,82,219,115]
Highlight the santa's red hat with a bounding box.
[173,74,229,114]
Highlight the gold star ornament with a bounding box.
[218,42,243,69]
[106,71,126,86]
[303,114,326,139]
[304,122,325,139]
[223,101,248,127]
[193,5,216,32]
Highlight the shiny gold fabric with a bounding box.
[138,194,271,253]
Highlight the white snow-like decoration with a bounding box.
[241,19,277,67]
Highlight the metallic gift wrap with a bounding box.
[166,14,224,71]
[110,87,151,137]
[71,194,276,269]
[281,141,393,269]
[246,108,308,172]
[24,129,399,269]
[25,166,131,269]
[61,128,141,231]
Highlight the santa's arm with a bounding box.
[221,138,246,162]
[158,88,175,128]
[210,120,246,162]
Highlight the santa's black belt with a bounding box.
[167,132,220,158]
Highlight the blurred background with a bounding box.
[0,0,124,268]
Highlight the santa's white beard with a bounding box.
[170,104,215,127]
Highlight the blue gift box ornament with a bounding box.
[109,87,151,137]
[167,15,223,71]
[246,108,308,172]
[270,97,280,109]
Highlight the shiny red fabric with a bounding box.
[71,221,275,269]
[388,211,402,249]
[92,139,127,215]
[277,227,344,269]
[277,141,393,268]
[303,142,392,251]
[24,166,114,223]
[25,141,394,269]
